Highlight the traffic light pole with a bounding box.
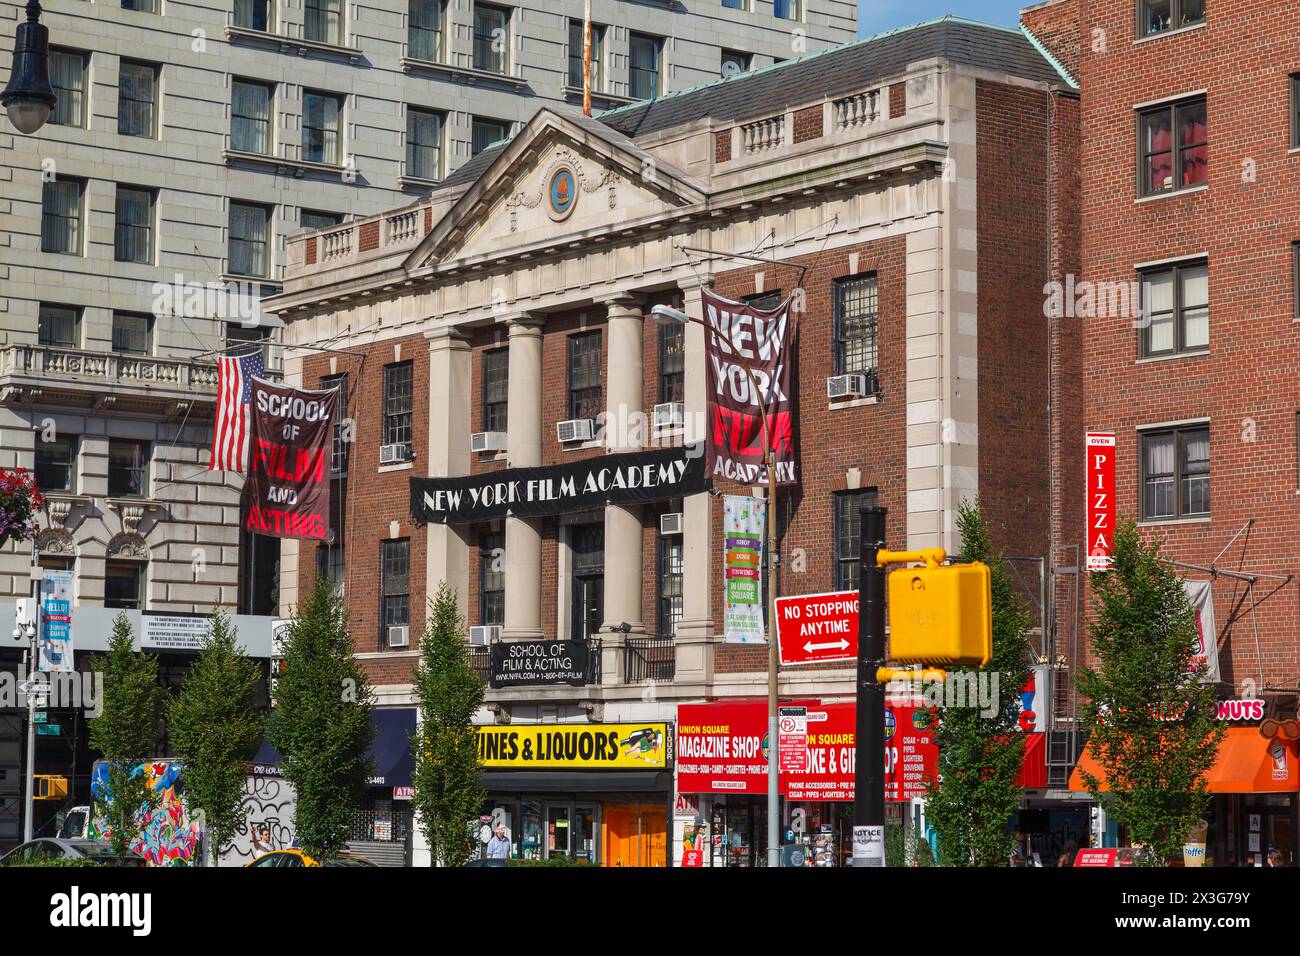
[851,505,886,866]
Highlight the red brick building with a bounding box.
[1023,0,1300,864]
[268,18,1077,866]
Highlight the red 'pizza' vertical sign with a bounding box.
[1086,432,1116,571]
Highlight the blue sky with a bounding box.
[858,0,1024,34]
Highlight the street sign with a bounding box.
[36,724,61,736]
[774,590,859,666]
[778,706,808,773]
[33,711,48,724]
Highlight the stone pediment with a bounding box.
[404,108,708,271]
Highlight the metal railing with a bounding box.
[623,636,674,683]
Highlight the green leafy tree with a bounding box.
[411,583,486,867]
[88,612,163,863]
[168,610,266,864]
[923,500,1033,866]
[1077,520,1225,865]
[267,579,374,862]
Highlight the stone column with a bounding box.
[674,275,715,684]
[601,295,645,642]
[502,315,544,640]
[425,327,472,616]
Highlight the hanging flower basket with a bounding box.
[0,467,44,551]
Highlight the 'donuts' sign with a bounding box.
[490,640,590,689]
[476,723,672,769]
[243,380,339,541]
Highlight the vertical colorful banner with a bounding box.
[243,380,339,541]
[39,569,74,672]
[1085,431,1116,571]
[723,494,766,643]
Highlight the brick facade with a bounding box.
[792,105,824,144]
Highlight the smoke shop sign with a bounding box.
[410,445,706,524]
[490,640,590,689]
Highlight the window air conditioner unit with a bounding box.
[379,443,411,464]
[653,401,685,429]
[660,512,684,536]
[827,373,869,400]
[471,431,508,453]
[469,625,501,646]
[556,418,594,443]
[387,625,410,648]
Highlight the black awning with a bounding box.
[480,770,673,794]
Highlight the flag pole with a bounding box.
[582,0,592,117]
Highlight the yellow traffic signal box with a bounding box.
[33,775,68,800]
[885,556,992,668]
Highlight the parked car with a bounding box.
[0,838,146,867]
[245,849,377,868]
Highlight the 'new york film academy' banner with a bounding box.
[410,444,707,524]
[702,289,798,486]
[242,379,338,541]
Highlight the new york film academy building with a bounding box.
[265,18,1080,866]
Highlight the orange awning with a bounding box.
[1069,728,1299,794]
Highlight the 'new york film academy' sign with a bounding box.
[409,444,707,524]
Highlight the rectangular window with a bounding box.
[104,561,144,610]
[112,312,152,354]
[38,304,80,348]
[303,91,343,165]
[471,117,509,156]
[409,0,445,61]
[315,538,344,592]
[657,534,683,638]
[1139,96,1206,196]
[744,290,782,311]
[479,530,504,626]
[118,60,157,138]
[229,202,271,278]
[482,347,508,433]
[225,323,270,353]
[120,0,155,13]
[722,0,746,8]
[473,3,509,74]
[234,0,273,31]
[774,0,800,20]
[114,186,154,264]
[1140,0,1204,36]
[834,274,880,389]
[1140,260,1208,355]
[305,0,343,45]
[41,178,83,255]
[301,210,342,231]
[406,108,443,181]
[721,49,750,79]
[659,321,684,404]
[834,489,879,592]
[568,20,605,91]
[383,362,414,449]
[231,80,272,154]
[567,331,602,421]
[381,539,410,640]
[1141,425,1209,520]
[108,438,149,498]
[320,373,349,476]
[49,49,86,127]
[629,33,662,100]
[36,435,77,493]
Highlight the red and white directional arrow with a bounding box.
[803,638,850,654]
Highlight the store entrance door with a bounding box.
[603,803,666,867]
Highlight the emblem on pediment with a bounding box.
[506,147,612,232]
[36,529,74,556]
[107,532,150,561]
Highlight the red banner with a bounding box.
[242,379,339,541]
[675,700,937,801]
[702,290,798,486]
[1085,431,1116,571]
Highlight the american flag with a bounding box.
[210,350,265,472]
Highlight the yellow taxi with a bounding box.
[245,848,377,868]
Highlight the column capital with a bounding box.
[497,310,546,334]
[677,272,716,293]
[599,292,645,313]
[424,325,472,351]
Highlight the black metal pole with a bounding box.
[851,505,886,866]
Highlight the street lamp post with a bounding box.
[652,300,783,868]
[2,0,56,135]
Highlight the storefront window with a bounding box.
[547,805,570,858]
[573,805,595,862]
[518,801,543,860]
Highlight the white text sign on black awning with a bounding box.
[410,444,707,524]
